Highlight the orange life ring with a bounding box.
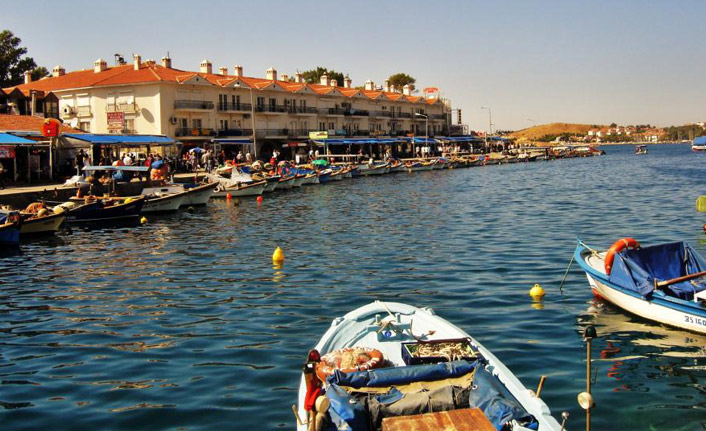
[315,347,384,382]
[604,237,640,275]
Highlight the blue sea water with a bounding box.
[1,144,705,430]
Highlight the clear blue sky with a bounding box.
[5,0,705,131]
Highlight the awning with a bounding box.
[0,133,40,145]
[211,137,253,144]
[83,165,150,172]
[312,138,404,146]
[61,133,176,146]
[435,136,484,143]
[400,137,437,144]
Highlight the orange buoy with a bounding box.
[226,192,232,200]
[604,238,640,275]
[257,196,263,204]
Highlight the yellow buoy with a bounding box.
[272,247,285,263]
[140,216,148,224]
[529,283,545,299]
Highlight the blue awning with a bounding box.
[61,134,176,146]
[313,138,404,146]
[0,133,39,145]
[400,137,437,144]
[436,136,484,143]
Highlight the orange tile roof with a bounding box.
[5,64,435,105]
[0,114,82,134]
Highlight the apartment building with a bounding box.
[2,55,451,157]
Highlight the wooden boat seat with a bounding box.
[381,407,495,431]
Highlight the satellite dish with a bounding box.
[70,118,79,128]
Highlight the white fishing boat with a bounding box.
[292,174,307,187]
[692,137,706,151]
[576,238,706,335]
[138,186,187,213]
[296,301,562,431]
[301,173,319,185]
[277,175,296,190]
[18,211,65,235]
[635,145,648,155]
[357,162,390,176]
[212,180,266,197]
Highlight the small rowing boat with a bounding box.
[296,301,561,431]
[58,196,145,223]
[576,238,706,334]
[0,211,21,245]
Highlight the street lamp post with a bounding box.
[481,106,492,153]
[415,112,428,159]
[234,83,258,160]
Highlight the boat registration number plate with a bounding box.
[684,315,706,326]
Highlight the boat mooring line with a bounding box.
[558,253,575,294]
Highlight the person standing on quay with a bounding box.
[0,160,6,189]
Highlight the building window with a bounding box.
[269,98,276,110]
[192,118,202,129]
[124,118,134,133]
[329,122,335,130]
[319,122,326,131]
[79,121,90,132]
[257,97,265,109]
[235,95,240,109]
[180,118,188,129]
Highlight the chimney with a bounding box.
[133,54,142,70]
[234,65,243,77]
[365,80,374,91]
[344,75,352,88]
[24,70,32,84]
[161,56,172,68]
[403,84,411,96]
[144,59,156,67]
[281,73,289,82]
[219,66,228,76]
[266,67,277,81]
[383,80,390,92]
[52,65,65,77]
[320,73,329,86]
[200,60,212,74]
[295,72,304,83]
[94,58,108,73]
[330,79,337,87]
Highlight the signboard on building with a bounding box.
[0,146,16,158]
[107,111,125,131]
[309,131,328,140]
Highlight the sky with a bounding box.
[4,0,706,131]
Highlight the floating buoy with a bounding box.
[187,206,195,214]
[272,247,285,264]
[140,216,148,224]
[257,196,263,204]
[529,283,545,299]
[226,192,232,200]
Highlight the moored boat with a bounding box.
[213,180,267,197]
[575,238,706,334]
[635,145,648,155]
[19,211,65,235]
[296,301,561,431]
[692,137,706,151]
[136,186,187,213]
[58,196,145,223]
[0,211,21,245]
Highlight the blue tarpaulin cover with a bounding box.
[327,360,478,388]
[694,136,706,146]
[468,366,538,430]
[608,241,706,299]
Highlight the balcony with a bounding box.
[216,128,253,137]
[255,128,290,138]
[372,110,393,118]
[255,104,288,114]
[288,106,318,115]
[76,106,92,117]
[398,112,412,119]
[175,127,215,137]
[318,107,346,116]
[217,103,252,113]
[346,109,369,117]
[431,114,446,120]
[107,103,137,114]
[174,100,215,110]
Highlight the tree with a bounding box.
[387,73,416,91]
[302,67,345,86]
[0,30,39,88]
[31,66,48,82]
[609,122,617,128]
